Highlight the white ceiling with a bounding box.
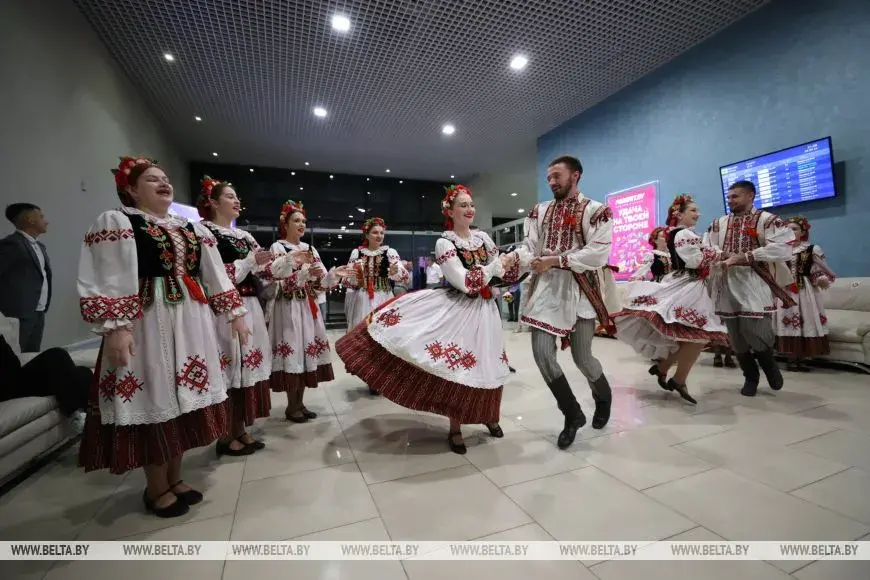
[73,0,770,181]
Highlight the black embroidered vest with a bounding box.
[650,254,670,282]
[450,240,492,297]
[205,224,258,297]
[356,248,393,292]
[790,244,815,289]
[127,213,202,307]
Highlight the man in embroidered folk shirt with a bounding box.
[515,155,614,450]
[705,180,795,396]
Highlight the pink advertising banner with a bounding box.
[605,182,659,282]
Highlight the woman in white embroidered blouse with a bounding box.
[613,195,728,405]
[267,200,340,422]
[197,177,301,456]
[341,217,409,394]
[78,157,251,518]
[336,185,520,454]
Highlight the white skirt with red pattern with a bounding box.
[774,279,830,357]
[335,288,509,424]
[215,295,272,425]
[268,294,335,390]
[79,288,230,475]
[345,288,395,331]
[613,274,729,361]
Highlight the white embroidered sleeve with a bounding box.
[631,252,654,281]
[343,248,361,288]
[749,215,793,265]
[78,210,141,334]
[561,205,613,272]
[310,247,339,290]
[386,248,410,284]
[436,238,503,294]
[515,206,540,268]
[674,229,719,276]
[261,241,309,284]
[809,244,836,285]
[194,222,246,319]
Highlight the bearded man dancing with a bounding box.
[515,155,615,450]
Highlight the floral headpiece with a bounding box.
[278,199,305,239]
[111,156,158,191]
[440,184,472,216]
[666,194,694,227]
[196,175,231,219]
[787,216,811,241]
[648,226,669,248]
[362,216,386,235]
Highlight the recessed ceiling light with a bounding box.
[442,124,455,135]
[249,168,254,173]
[211,152,219,157]
[331,14,351,33]
[304,162,310,166]
[511,192,518,196]
[299,186,304,190]
[164,53,175,62]
[313,107,328,118]
[510,54,528,71]
[329,174,334,179]
[366,178,370,181]
[194,115,202,122]
[291,171,296,176]
[385,169,391,173]
[349,222,354,226]
[366,191,371,195]
[399,180,403,184]
[450,175,455,179]
[518,208,526,213]
[348,215,354,218]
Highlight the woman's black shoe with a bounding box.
[143,489,189,518]
[648,364,668,389]
[170,480,203,505]
[666,379,697,405]
[448,432,467,455]
[216,440,255,456]
[301,407,318,419]
[485,423,504,438]
[238,435,265,451]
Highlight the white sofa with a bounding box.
[819,277,870,369]
[0,315,96,483]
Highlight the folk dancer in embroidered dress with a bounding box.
[342,217,410,394]
[705,180,795,396]
[614,195,730,404]
[77,157,250,518]
[197,177,301,455]
[630,227,671,282]
[774,216,836,372]
[515,155,615,450]
[267,200,340,422]
[335,185,520,454]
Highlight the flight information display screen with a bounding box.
[720,137,836,213]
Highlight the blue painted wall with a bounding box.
[537,0,869,276]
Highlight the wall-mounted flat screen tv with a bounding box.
[720,137,836,214]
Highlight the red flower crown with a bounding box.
[278,199,305,239]
[362,216,386,235]
[111,156,158,190]
[666,194,694,227]
[648,226,669,248]
[441,184,472,216]
[787,216,811,240]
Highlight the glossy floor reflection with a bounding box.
[2,329,869,579]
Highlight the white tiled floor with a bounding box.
[3,330,870,579]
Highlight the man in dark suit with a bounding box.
[0,203,51,352]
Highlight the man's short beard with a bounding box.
[553,185,570,199]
